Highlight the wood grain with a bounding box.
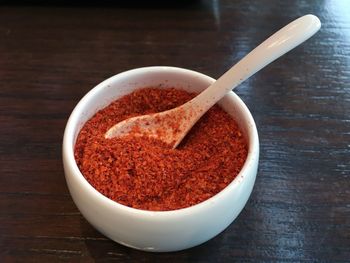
[0,0,349,261]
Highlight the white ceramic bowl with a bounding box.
[62,66,259,252]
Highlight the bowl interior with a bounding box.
[65,67,258,214]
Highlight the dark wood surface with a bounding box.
[1,0,349,262]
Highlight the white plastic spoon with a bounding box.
[106,14,321,148]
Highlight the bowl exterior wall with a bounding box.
[63,67,259,252]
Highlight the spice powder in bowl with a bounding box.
[74,87,248,211]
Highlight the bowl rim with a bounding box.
[63,66,259,217]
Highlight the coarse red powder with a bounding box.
[74,87,248,211]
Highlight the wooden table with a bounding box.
[1,1,349,261]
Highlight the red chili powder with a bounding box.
[74,87,248,211]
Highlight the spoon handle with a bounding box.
[189,14,321,112]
